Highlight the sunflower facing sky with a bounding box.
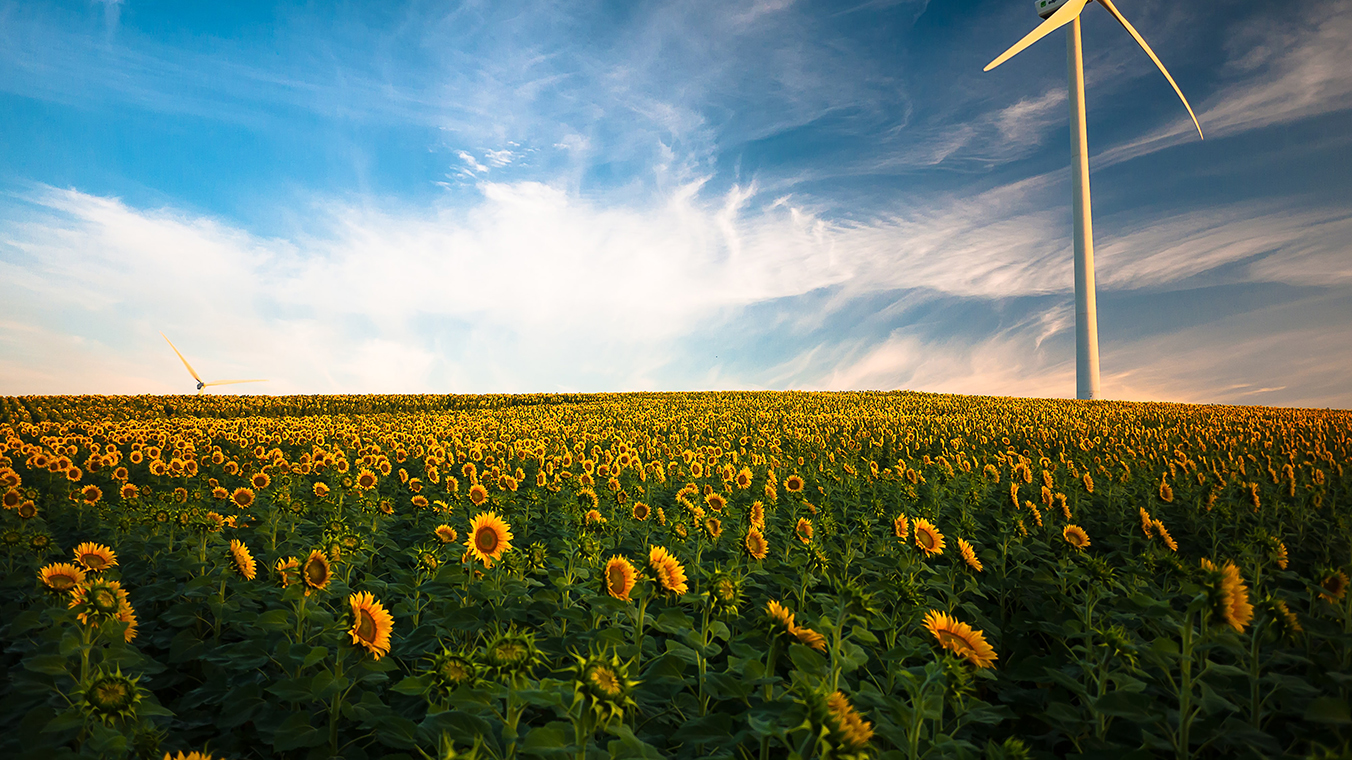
[73,542,117,572]
[1062,525,1091,550]
[302,549,332,593]
[744,527,768,560]
[1202,558,1254,632]
[466,511,514,568]
[39,561,86,593]
[228,539,256,580]
[957,538,983,572]
[923,610,998,669]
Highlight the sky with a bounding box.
[1,0,1350,406]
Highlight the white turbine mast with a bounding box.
[985,0,1203,400]
[161,333,268,395]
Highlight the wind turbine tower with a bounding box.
[984,0,1203,399]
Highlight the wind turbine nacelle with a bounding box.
[1035,0,1073,19]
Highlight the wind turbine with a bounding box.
[984,0,1203,399]
[161,333,268,395]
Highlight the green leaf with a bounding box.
[271,711,326,750]
[788,643,827,676]
[375,716,421,749]
[1304,697,1351,724]
[520,724,570,756]
[41,708,85,734]
[392,674,431,696]
[653,610,694,634]
[22,654,71,676]
[301,646,329,669]
[1093,690,1154,721]
[257,609,291,631]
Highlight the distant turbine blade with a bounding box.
[202,380,268,387]
[1095,0,1203,139]
[161,333,203,383]
[984,0,1091,72]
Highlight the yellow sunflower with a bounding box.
[73,542,118,572]
[893,515,909,540]
[1319,571,1348,602]
[275,556,300,587]
[348,591,395,660]
[648,546,689,596]
[795,517,814,544]
[39,561,86,592]
[745,527,768,560]
[313,482,330,499]
[923,610,998,668]
[355,469,378,490]
[231,487,255,509]
[766,599,796,630]
[435,524,458,544]
[302,549,333,593]
[824,691,875,752]
[468,483,489,506]
[784,474,805,493]
[632,501,651,521]
[1202,558,1254,631]
[704,516,723,540]
[604,555,637,601]
[1153,520,1178,552]
[913,519,945,557]
[228,539,256,580]
[957,538,983,572]
[1063,524,1090,550]
[251,471,271,490]
[750,501,765,530]
[705,492,726,511]
[466,512,514,568]
[791,625,828,652]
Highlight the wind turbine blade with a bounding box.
[1095,0,1203,139]
[202,380,268,386]
[161,333,203,384]
[984,0,1091,72]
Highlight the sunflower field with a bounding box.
[1,391,1350,760]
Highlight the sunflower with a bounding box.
[411,495,429,509]
[81,485,102,504]
[824,691,875,753]
[795,517,814,544]
[1153,520,1178,552]
[784,474,805,493]
[229,539,256,580]
[632,501,650,521]
[704,516,723,540]
[750,501,765,530]
[791,625,828,652]
[766,600,796,630]
[355,469,378,490]
[893,514,909,540]
[302,549,333,593]
[79,667,142,726]
[1139,507,1155,538]
[913,519,945,557]
[2,489,20,509]
[604,555,637,600]
[1320,571,1349,602]
[118,483,137,500]
[231,487,255,509]
[74,542,118,572]
[468,483,489,506]
[39,562,86,592]
[16,501,37,519]
[957,537,983,572]
[348,591,395,660]
[211,487,228,500]
[736,467,753,489]
[466,512,514,568]
[435,524,458,544]
[1063,525,1090,550]
[275,556,301,586]
[251,471,271,490]
[705,492,726,511]
[585,508,606,525]
[1201,558,1253,631]
[745,527,768,560]
[313,482,330,499]
[923,610,998,668]
[69,578,137,639]
[1273,540,1288,570]
[648,546,689,596]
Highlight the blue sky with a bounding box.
[2,0,1350,405]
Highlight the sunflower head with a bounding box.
[603,555,637,601]
[302,550,333,594]
[647,545,689,596]
[795,517,814,544]
[569,647,640,725]
[1200,558,1254,632]
[1062,525,1090,550]
[77,667,142,726]
[923,610,998,669]
[228,539,256,580]
[349,591,395,660]
[73,541,118,573]
[465,512,514,568]
[484,628,545,680]
[893,515,909,540]
[766,599,797,631]
[744,527,769,560]
[1319,570,1349,602]
[435,524,458,544]
[428,648,481,698]
[39,562,86,593]
[1260,596,1302,640]
[913,519,945,557]
[957,537,983,572]
[705,567,744,617]
[806,689,875,760]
